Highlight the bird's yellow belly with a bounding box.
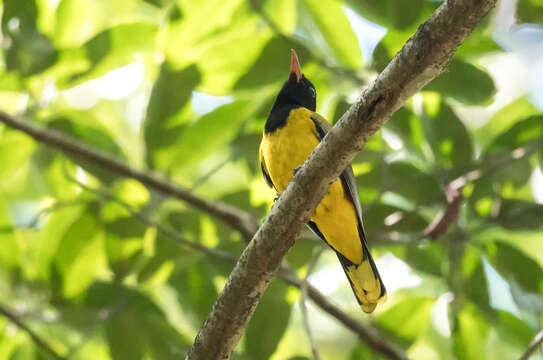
[260,108,362,264]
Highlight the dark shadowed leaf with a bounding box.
[235,37,312,90]
[144,63,201,168]
[404,242,444,277]
[517,0,543,23]
[245,279,292,360]
[86,282,189,359]
[2,0,58,76]
[170,263,219,324]
[486,241,543,293]
[424,102,474,169]
[496,199,543,230]
[425,60,495,105]
[386,162,443,204]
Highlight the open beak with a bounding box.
[290,49,302,83]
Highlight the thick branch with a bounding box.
[0,303,66,360]
[0,111,258,240]
[73,174,407,359]
[0,112,406,358]
[186,1,497,359]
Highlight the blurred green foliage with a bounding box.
[0,0,542,359]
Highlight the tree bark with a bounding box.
[186,0,497,359]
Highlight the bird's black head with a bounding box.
[270,49,317,114]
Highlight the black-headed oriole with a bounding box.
[259,50,386,313]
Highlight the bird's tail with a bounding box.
[336,247,387,313]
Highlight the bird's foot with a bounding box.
[292,166,302,176]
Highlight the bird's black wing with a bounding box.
[309,113,366,238]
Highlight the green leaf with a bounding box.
[245,279,292,360]
[403,242,444,277]
[169,100,252,172]
[285,237,321,269]
[104,217,147,278]
[235,37,312,90]
[384,106,426,157]
[424,102,474,169]
[169,263,219,323]
[486,241,543,293]
[517,0,543,23]
[482,115,543,188]
[386,162,443,204]
[54,206,107,297]
[69,22,157,85]
[54,0,159,47]
[2,0,58,76]
[0,197,19,268]
[144,63,200,168]
[353,149,385,204]
[0,130,36,187]
[454,303,489,360]
[496,199,543,230]
[424,60,495,105]
[349,342,387,360]
[166,1,271,94]
[474,98,539,149]
[344,0,426,30]
[300,0,362,69]
[377,297,434,344]
[106,311,147,360]
[462,252,491,310]
[484,114,543,155]
[88,282,189,359]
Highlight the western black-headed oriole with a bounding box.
[259,49,386,313]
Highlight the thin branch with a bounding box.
[0,303,66,360]
[300,247,325,360]
[422,183,463,239]
[0,110,259,240]
[520,329,543,360]
[187,1,497,359]
[386,138,543,242]
[277,267,408,360]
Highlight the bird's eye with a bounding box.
[309,87,316,98]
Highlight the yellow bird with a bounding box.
[259,50,386,313]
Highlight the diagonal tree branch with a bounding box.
[0,110,259,240]
[0,111,407,359]
[186,0,497,359]
[67,171,408,360]
[0,303,66,360]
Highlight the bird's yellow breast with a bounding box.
[260,107,362,264]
